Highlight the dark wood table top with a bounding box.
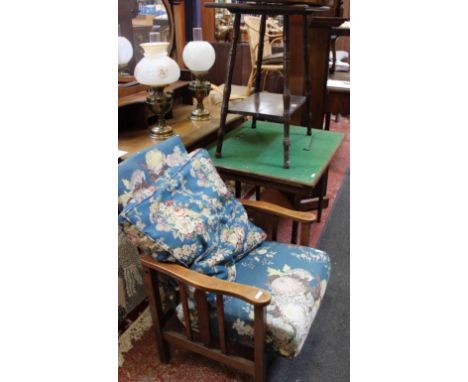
[228,92,306,123]
[204,2,329,15]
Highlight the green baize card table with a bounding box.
[207,121,344,243]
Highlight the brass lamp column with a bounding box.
[134,41,181,140]
[183,28,216,121]
[188,72,212,121]
[146,87,174,139]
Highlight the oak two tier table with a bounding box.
[204,1,328,169]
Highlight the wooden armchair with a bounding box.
[118,136,331,382]
[140,199,317,382]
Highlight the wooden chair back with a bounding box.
[244,16,274,67]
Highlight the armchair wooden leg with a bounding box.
[300,221,312,247]
[143,267,171,363]
[254,305,267,382]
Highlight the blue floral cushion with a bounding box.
[118,135,191,262]
[119,149,266,282]
[118,135,189,213]
[176,241,331,358]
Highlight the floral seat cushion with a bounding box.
[176,241,331,358]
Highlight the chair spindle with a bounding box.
[142,268,170,363]
[216,293,227,353]
[178,281,193,341]
[195,289,211,347]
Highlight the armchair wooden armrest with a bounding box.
[140,254,271,306]
[241,199,316,246]
[241,199,316,223]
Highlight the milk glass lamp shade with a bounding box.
[134,42,180,86]
[182,41,216,73]
[118,36,133,67]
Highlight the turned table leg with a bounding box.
[215,13,241,158]
[283,15,291,169]
[303,14,312,136]
[251,14,267,130]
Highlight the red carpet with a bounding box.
[119,116,350,381]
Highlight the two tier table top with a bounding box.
[206,121,344,188]
[228,92,307,123]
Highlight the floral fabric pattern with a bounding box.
[118,135,192,261]
[118,135,189,213]
[118,136,189,323]
[119,149,266,283]
[176,241,331,358]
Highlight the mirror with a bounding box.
[131,0,175,63]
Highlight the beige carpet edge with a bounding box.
[118,307,152,367]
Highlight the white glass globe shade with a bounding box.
[182,41,216,72]
[134,42,180,87]
[118,36,133,66]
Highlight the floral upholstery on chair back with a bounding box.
[118,135,189,213]
[118,136,190,324]
[119,149,266,283]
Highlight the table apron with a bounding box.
[216,169,317,198]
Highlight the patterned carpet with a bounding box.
[118,116,350,381]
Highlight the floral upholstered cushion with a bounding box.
[119,149,266,282]
[118,135,190,261]
[118,135,189,213]
[176,241,331,358]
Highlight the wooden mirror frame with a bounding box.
[162,0,176,57]
[118,0,186,71]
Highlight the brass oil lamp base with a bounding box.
[146,86,174,140]
[189,72,212,121]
